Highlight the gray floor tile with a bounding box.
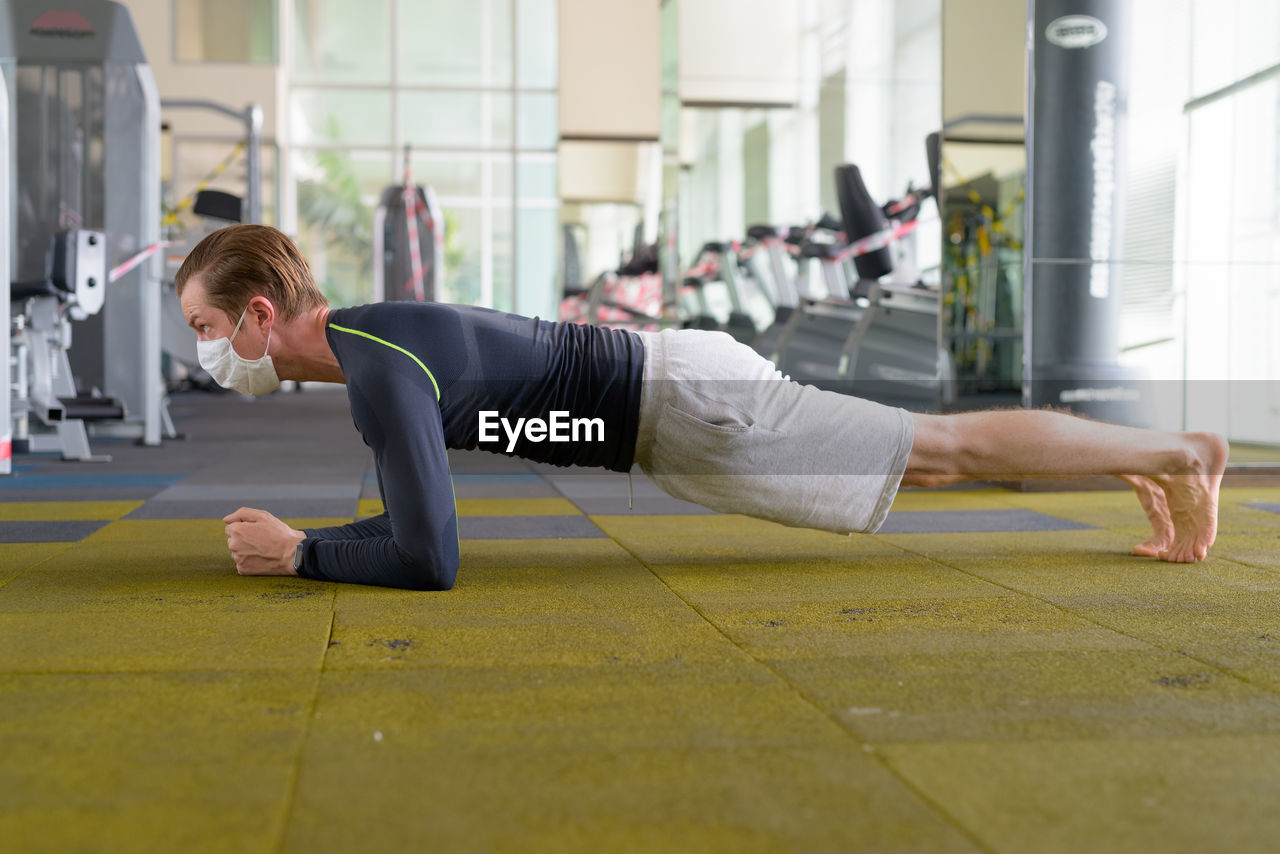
[459,515,605,539]
[0,521,111,543]
[0,487,166,501]
[149,484,361,502]
[573,497,717,516]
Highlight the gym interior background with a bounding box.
[2,0,1279,851]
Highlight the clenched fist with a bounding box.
[223,507,306,576]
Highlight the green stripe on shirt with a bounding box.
[328,322,441,401]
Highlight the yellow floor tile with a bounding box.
[284,743,982,854]
[0,500,143,521]
[881,737,1280,854]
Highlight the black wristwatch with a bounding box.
[292,538,307,574]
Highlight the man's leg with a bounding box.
[903,409,1228,563]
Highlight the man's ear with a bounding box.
[247,294,276,328]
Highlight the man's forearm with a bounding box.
[303,512,393,542]
[297,530,459,590]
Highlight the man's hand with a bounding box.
[223,507,306,577]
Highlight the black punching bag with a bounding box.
[1025,0,1144,424]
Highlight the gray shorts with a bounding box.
[633,329,914,534]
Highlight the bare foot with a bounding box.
[1118,474,1175,557]
[1154,433,1229,563]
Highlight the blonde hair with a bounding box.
[174,224,327,321]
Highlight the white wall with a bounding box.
[941,0,1026,138]
[558,0,660,138]
[678,0,802,106]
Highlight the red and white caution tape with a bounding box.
[845,219,919,259]
[109,241,171,284]
[401,160,426,301]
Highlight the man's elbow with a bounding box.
[397,542,460,591]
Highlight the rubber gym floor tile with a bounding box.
[0,520,111,543]
[1210,530,1280,572]
[695,596,1148,660]
[0,473,184,490]
[592,513,893,563]
[0,568,335,614]
[0,501,143,521]
[357,497,582,518]
[24,537,237,575]
[877,528,1143,565]
[449,472,549,484]
[0,544,69,584]
[646,552,1007,605]
[305,662,849,754]
[149,483,361,501]
[125,498,358,519]
[323,603,747,670]
[573,496,717,515]
[886,534,1280,600]
[457,497,582,516]
[0,609,332,673]
[889,488,1024,512]
[877,509,1096,534]
[0,670,313,853]
[282,744,983,854]
[546,473,662,499]
[336,545,683,613]
[445,450,536,474]
[878,737,1280,854]
[772,649,1280,744]
[79,518,228,545]
[450,479,564,499]
[1034,593,1280,689]
[458,536,641,570]
[76,517,352,546]
[1247,502,1280,515]
[0,486,167,501]
[459,514,605,539]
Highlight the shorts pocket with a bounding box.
[650,401,781,476]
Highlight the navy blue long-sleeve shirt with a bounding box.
[295,302,645,590]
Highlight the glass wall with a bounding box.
[1178,0,1280,442]
[677,0,939,271]
[1116,0,1280,441]
[291,0,559,315]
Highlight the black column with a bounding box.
[1025,0,1145,424]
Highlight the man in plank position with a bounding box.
[177,226,1227,590]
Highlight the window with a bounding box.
[291,0,559,315]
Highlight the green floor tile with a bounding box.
[0,543,69,584]
[773,649,1280,743]
[307,662,848,754]
[0,567,334,614]
[692,596,1149,660]
[0,670,313,854]
[0,610,333,673]
[324,604,747,670]
[284,745,984,854]
[593,513,916,565]
[880,737,1280,854]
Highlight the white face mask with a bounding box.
[196,307,281,396]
